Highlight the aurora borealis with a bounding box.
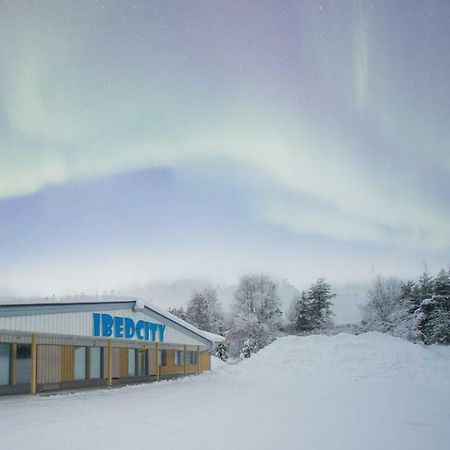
[0,1,449,295]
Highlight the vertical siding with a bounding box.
[37,345,61,384]
[200,352,210,371]
[60,346,74,382]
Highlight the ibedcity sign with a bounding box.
[93,313,165,342]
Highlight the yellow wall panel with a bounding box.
[60,345,74,382]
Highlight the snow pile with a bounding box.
[0,333,449,450]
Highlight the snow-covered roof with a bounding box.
[144,301,225,343]
[0,295,225,345]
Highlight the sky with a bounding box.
[0,0,449,297]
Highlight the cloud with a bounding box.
[1,1,450,252]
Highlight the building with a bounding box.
[0,299,223,396]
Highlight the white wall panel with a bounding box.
[0,307,208,348]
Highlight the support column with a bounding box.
[107,339,113,387]
[183,345,187,376]
[31,333,37,395]
[155,342,160,381]
[11,343,17,386]
[197,345,201,374]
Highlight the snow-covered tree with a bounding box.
[168,306,188,321]
[240,339,253,359]
[213,341,229,361]
[185,288,225,334]
[361,276,418,340]
[288,278,335,334]
[228,274,282,358]
[420,269,450,344]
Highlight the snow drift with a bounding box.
[0,332,449,450]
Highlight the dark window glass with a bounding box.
[16,344,31,384]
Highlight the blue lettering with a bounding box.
[158,324,165,342]
[136,320,145,340]
[93,313,101,336]
[93,313,165,342]
[114,316,124,338]
[102,314,113,337]
[144,321,151,340]
[149,323,158,341]
[124,317,135,339]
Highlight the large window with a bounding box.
[128,349,136,376]
[16,344,31,384]
[174,350,184,366]
[159,350,167,367]
[89,347,102,379]
[188,351,198,365]
[74,347,87,380]
[0,343,10,385]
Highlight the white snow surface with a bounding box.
[1,332,449,450]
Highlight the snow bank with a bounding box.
[0,332,449,450]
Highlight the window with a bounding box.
[174,350,184,366]
[137,350,148,376]
[128,349,136,376]
[188,351,198,366]
[90,347,102,379]
[16,344,31,384]
[0,343,10,385]
[159,350,167,367]
[74,347,87,380]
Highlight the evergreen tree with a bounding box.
[307,278,335,330]
[289,278,335,334]
[240,339,253,359]
[421,269,450,344]
[214,341,229,361]
[289,292,315,334]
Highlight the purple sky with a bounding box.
[0,1,449,295]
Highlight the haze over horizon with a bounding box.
[1,1,449,296]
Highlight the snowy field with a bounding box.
[1,333,449,450]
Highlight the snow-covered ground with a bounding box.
[1,332,449,450]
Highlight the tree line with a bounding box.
[169,274,336,360]
[361,269,450,345]
[169,268,450,361]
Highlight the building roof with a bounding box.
[0,297,225,346]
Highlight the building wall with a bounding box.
[0,340,213,395]
[37,345,61,384]
[0,307,209,348]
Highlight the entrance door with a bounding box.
[137,350,147,376]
